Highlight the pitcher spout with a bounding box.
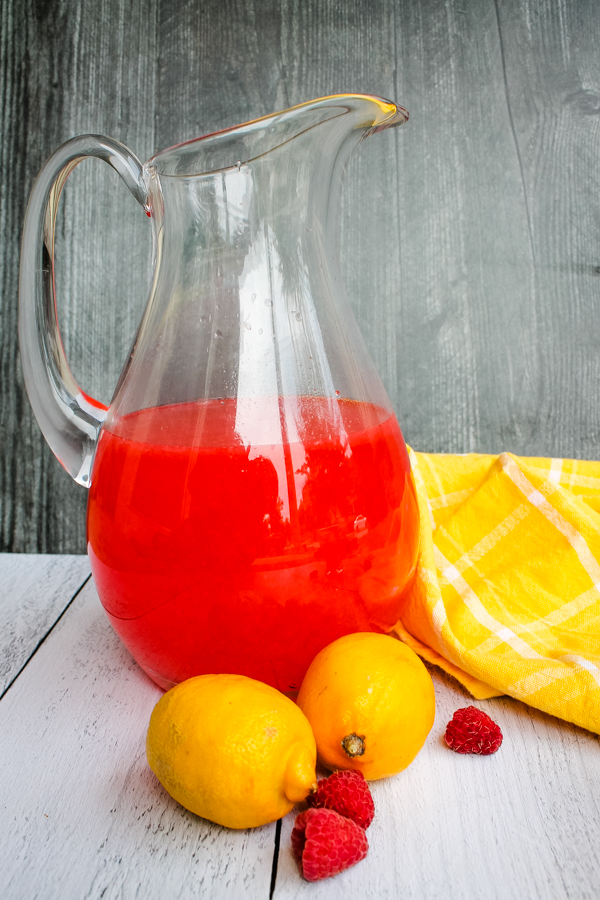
[111,93,409,426]
[146,94,408,178]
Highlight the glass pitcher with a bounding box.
[19,94,419,694]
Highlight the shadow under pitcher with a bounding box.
[19,94,419,695]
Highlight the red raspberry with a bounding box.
[291,808,368,882]
[306,770,375,829]
[445,706,503,755]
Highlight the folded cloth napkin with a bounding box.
[393,449,600,735]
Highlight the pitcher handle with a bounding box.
[18,135,148,487]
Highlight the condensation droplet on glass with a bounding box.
[244,322,251,331]
[251,293,256,302]
[295,312,302,321]
[215,330,223,338]
[335,390,340,396]
[258,327,263,335]
[354,514,367,533]
[264,298,272,307]
[236,160,242,170]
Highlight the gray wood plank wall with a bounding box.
[2,0,600,554]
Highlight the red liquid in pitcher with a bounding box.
[87,396,419,693]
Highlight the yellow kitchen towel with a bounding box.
[393,449,600,735]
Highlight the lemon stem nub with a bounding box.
[341,733,366,757]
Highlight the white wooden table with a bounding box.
[1,554,598,900]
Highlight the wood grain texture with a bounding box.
[276,668,600,900]
[0,574,276,900]
[2,0,600,551]
[492,0,600,460]
[0,0,157,553]
[1,556,597,899]
[342,0,600,458]
[0,552,89,695]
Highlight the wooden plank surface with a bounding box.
[0,552,90,696]
[493,0,600,461]
[0,0,157,553]
[0,570,276,900]
[276,670,600,900]
[1,557,598,899]
[2,0,600,545]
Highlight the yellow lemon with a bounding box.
[146,674,317,828]
[297,633,435,780]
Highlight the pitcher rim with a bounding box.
[147,93,408,179]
